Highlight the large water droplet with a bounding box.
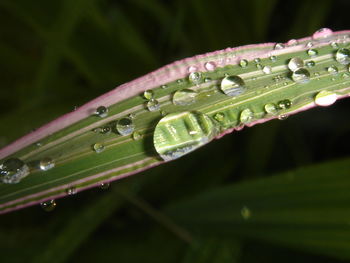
[39,157,55,171]
[264,103,278,114]
[143,90,154,100]
[291,68,310,83]
[0,158,30,184]
[335,48,350,64]
[312,28,333,39]
[153,111,217,161]
[288,57,304,71]
[240,109,254,123]
[95,106,108,118]
[146,99,160,111]
[204,61,216,71]
[314,90,337,106]
[173,89,198,106]
[327,65,338,75]
[93,143,105,153]
[220,75,246,96]
[116,117,135,136]
[188,72,202,84]
[40,200,56,212]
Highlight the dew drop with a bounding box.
[204,61,216,71]
[239,59,248,68]
[40,200,56,212]
[335,48,350,64]
[0,158,30,184]
[161,84,168,89]
[187,65,198,73]
[173,89,198,106]
[66,187,77,195]
[314,90,337,106]
[176,79,184,84]
[288,57,304,71]
[39,157,55,171]
[269,55,277,62]
[306,61,315,68]
[306,42,313,48]
[146,99,160,112]
[307,49,318,57]
[291,68,310,83]
[277,99,292,109]
[254,58,261,64]
[256,63,263,70]
[153,111,217,161]
[240,108,254,123]
[278,114,288,120]
[100,182,110,190]
[93,143,105,153]
[262,65,272,74]
[241,206,251,220]
[274,43,285,50]
[100,126,111,134]
[330,42,339,49]
[214,112,225,122]
[312,28,333,40]
[220,75,246,96]
[116,117,135,136]
[95,106,108,118]
[132,131,142,140]
[287,39,298,46]
[204,77,212,82]
[143,90,154,100]
[264,103,278,115]
[128,113,136,119]
[327,65,338,75]
[188,72,202,84]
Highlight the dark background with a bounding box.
[0,0,350,262]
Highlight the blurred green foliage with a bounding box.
[0,0,350,262]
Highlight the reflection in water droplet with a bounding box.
[0,158,30,184]
[262,65,272,74]
[188,72,202,84]
[220,75,246,96]
[173,89,197,106]
[39,158,55,171]
[95,106,108,118]
[143,90,154,100]
[327,65,338,75]
[291,68,310,83]
[288,57,304,71]
[153,111,217,161]
[40,200,56,212]
[116,117,135,136]
[264,103,278,114]
[93,143,105,153]
[239,59,248,68]
[100,182,110,190]
[277,99,292,109]
[240,109,254,123]
[241,206,251,220]
[204,61,216,71]
[312,28,333,39]
[335,48,350,64]
[307,49,318,57]
[314,90,337,106]
[146,99,160,112]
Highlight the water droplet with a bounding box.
[143,90,154,100]
[146,99,160,112]
[66,187,77,195]
[269,55,277,62]
[39,158,55,171]
[36,142,42,147]
[307,49,318,57]
[306,61,315,68]
[288,57,304,71]
[291,68,310,83]
[239,59,248,68]
[188,72,202,84]
[277,99,292,109]
[204,77,211,82]
[95,106,108,118]
[314,90,337,106]
[128,113,136,119]
[256,63,263,70]
[173,89,198,106]
[204,61,216,71]
[264,103,278,115]
[240,108,254,123]
[278,114,288,120]
[274,43,285,50]
[187,65,198,73]
[254,58,261,64]
[335,48,350,64]
[100,182,110,190]
[330,42,339,49]
[312,28,333,39]
[153,111,217,161]
[262,65,272,74]
[287,39,298,46]
[161,110,167,116]
[306,42,313,48]
[327,65,338,75]
[241,206,251,220]
[214,112,225,122]
[161,84,168,89]
[40,200,56,212]
[132,132,142,140]
[342,72,350,78]
[100,126,111,134]
[0,158,30,184]
[116,117,135,136]
[176,79,184,84]
[220,75,246,96]
[93,143,105,153]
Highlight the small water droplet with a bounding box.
[93,143,105,153]
[288,57,304,71]
[100,126,111,134]
[188,72,202,84]
[132,131,142,140]
[269,55,277,62]
[153,111,217,161]
[274,43,285,50]
[161,110,167,116]
[240,108,254,123]
[314,90,337,106]
[241,206,251,220]
[39,157,55,171]
[330,42,339,49]
[187,65,198,73]
[312,28,333,40]
[254,58,261,64]
[204,61,216,71]
[146,99,160,112]
[36,142,42,147]
[116,117,135,136]
[128,113,136,119]
[291,68,310,83]
[262,65,272,74]
[335,48,350,64]
[278,114,288,120]
[40,200,56,212]
[204,77,212,82]
[100,182,110,190]
[66,187,77,195]
[161,84,168,89]
[220,75,246,96]
[214,112,225,122]
[287,39,298,46]
[307,49,318,57]
[306,42,313,48]
[143,90,154,100]
[342,72,350,78]
[239,59,248,68]
[173,89,198,106]
[95,106,108,118]
[277,99,292,109]
[256,63,263,70]
[176,79,184,84]
[327,65,338,75]
[306,61,315,68]
[0,158,30,184]
[264,103,278,115]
